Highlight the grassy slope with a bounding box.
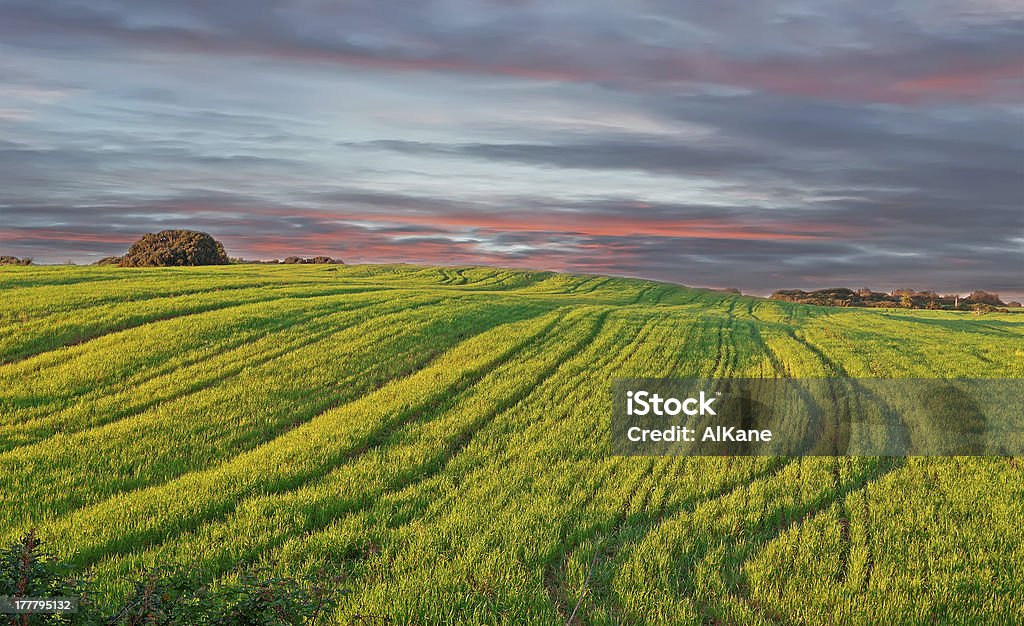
[1,264,1022,625]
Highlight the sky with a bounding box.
[1,0,1022,298]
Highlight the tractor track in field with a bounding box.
[1,291,409,419]
[93,310,610,589]
[859,485,876,593]
[1,279,300,325]
[2,291,444,433]
[783,320,849,378]
[692,316,891,624]
[212,310,627,601]
[3,300,548,536]
[834,458,853,586]
[10,335,474,531]
[540,307,747,620]
[476,313,668,623]
[580,456,796,625]
[628,284,655,305]
[0,284,393,366]
[711,316,727,379]
[581,276,613,294]
[578,457,678,624]
[543,458,633,624]
[0,271,138,290]
[53,307,570,567]
[746,322,788,377]
[569,276,600,294]
[539,306,788,623]
[702,457,906,625]
[0,293,441,450]
[308,309,610,524]
[707,297,741,379]
[556,458,664,625]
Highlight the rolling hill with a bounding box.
[1,264,1021,625]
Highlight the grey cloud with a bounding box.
[1,0,1020,298]
[2,1,1021,101]
[3,188,1021,297]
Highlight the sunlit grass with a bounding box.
[1,264,1021,625]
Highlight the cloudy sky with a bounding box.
[1,1,1021,297]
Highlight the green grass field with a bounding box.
[2,264,1022,625]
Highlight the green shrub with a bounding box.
[1,532,346,626]
[0,530,98,625]
[109,567,346,626]
[282,257,343,265]
[119,231,229,267]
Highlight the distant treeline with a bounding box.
[0,255,32,265]
[771,287,1021,311]
[231,256,345,265]
[97,255,346,266]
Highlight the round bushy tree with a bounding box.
[119,230,229,267]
